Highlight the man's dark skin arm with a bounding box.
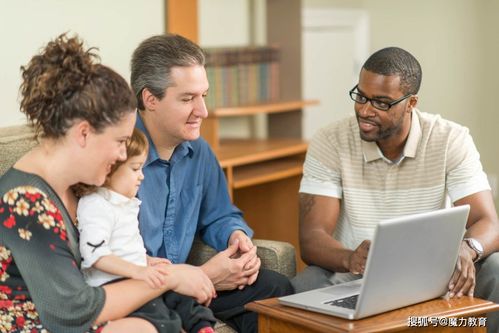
[299,193,370,275]
[450,190,499,298]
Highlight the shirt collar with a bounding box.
[361,109,422,164]
[98,187,141,206]
[136,112,194,167]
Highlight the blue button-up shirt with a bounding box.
[136,116,253,263]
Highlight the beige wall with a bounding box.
[0,0,164,127]
[479,0,499,205]
[2,0,497,206]
[305,0,499,208]
[365,0,482,129]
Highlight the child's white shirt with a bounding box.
[77,187,147,286]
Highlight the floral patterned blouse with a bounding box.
[0,168,106,333]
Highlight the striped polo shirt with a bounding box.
[300,109,490,251]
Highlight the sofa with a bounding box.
[0,124,297,332]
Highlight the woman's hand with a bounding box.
[164,264,216,306]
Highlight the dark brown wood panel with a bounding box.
[234,176,305,272]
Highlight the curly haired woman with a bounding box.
[0,34,215,333]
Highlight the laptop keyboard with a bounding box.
[324,294,359,309]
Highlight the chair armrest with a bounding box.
[0,125,36,176]
[253,239,296,279]
[186,238,296,279]
[186,237,218,267]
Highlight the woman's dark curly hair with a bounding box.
[19,33,136,138]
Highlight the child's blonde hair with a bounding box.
[73,128,148,197]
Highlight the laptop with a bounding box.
[279,205,470,319]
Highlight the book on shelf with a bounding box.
[204,46,280,112]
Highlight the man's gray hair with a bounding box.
[131,34,205,110]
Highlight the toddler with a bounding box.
[77,128,216,333]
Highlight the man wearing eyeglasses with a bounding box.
[293,47,499,331]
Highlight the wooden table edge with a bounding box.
[246,297,499,333]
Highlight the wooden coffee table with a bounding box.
[246,297,499,332]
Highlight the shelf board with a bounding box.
[216,138,308,168]
[209,99,319,118]
[233,157,303,189]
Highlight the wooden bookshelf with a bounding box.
[210,100,318,118]
[167,0,309,272]
[233,157,304,189]
[214,138,307,196]
[203,100,317,151]
[217,138,308,168]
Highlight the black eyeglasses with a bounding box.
[349,84,412,111]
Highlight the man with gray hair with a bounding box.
[292,46,499,331]
[130,34,293,333]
